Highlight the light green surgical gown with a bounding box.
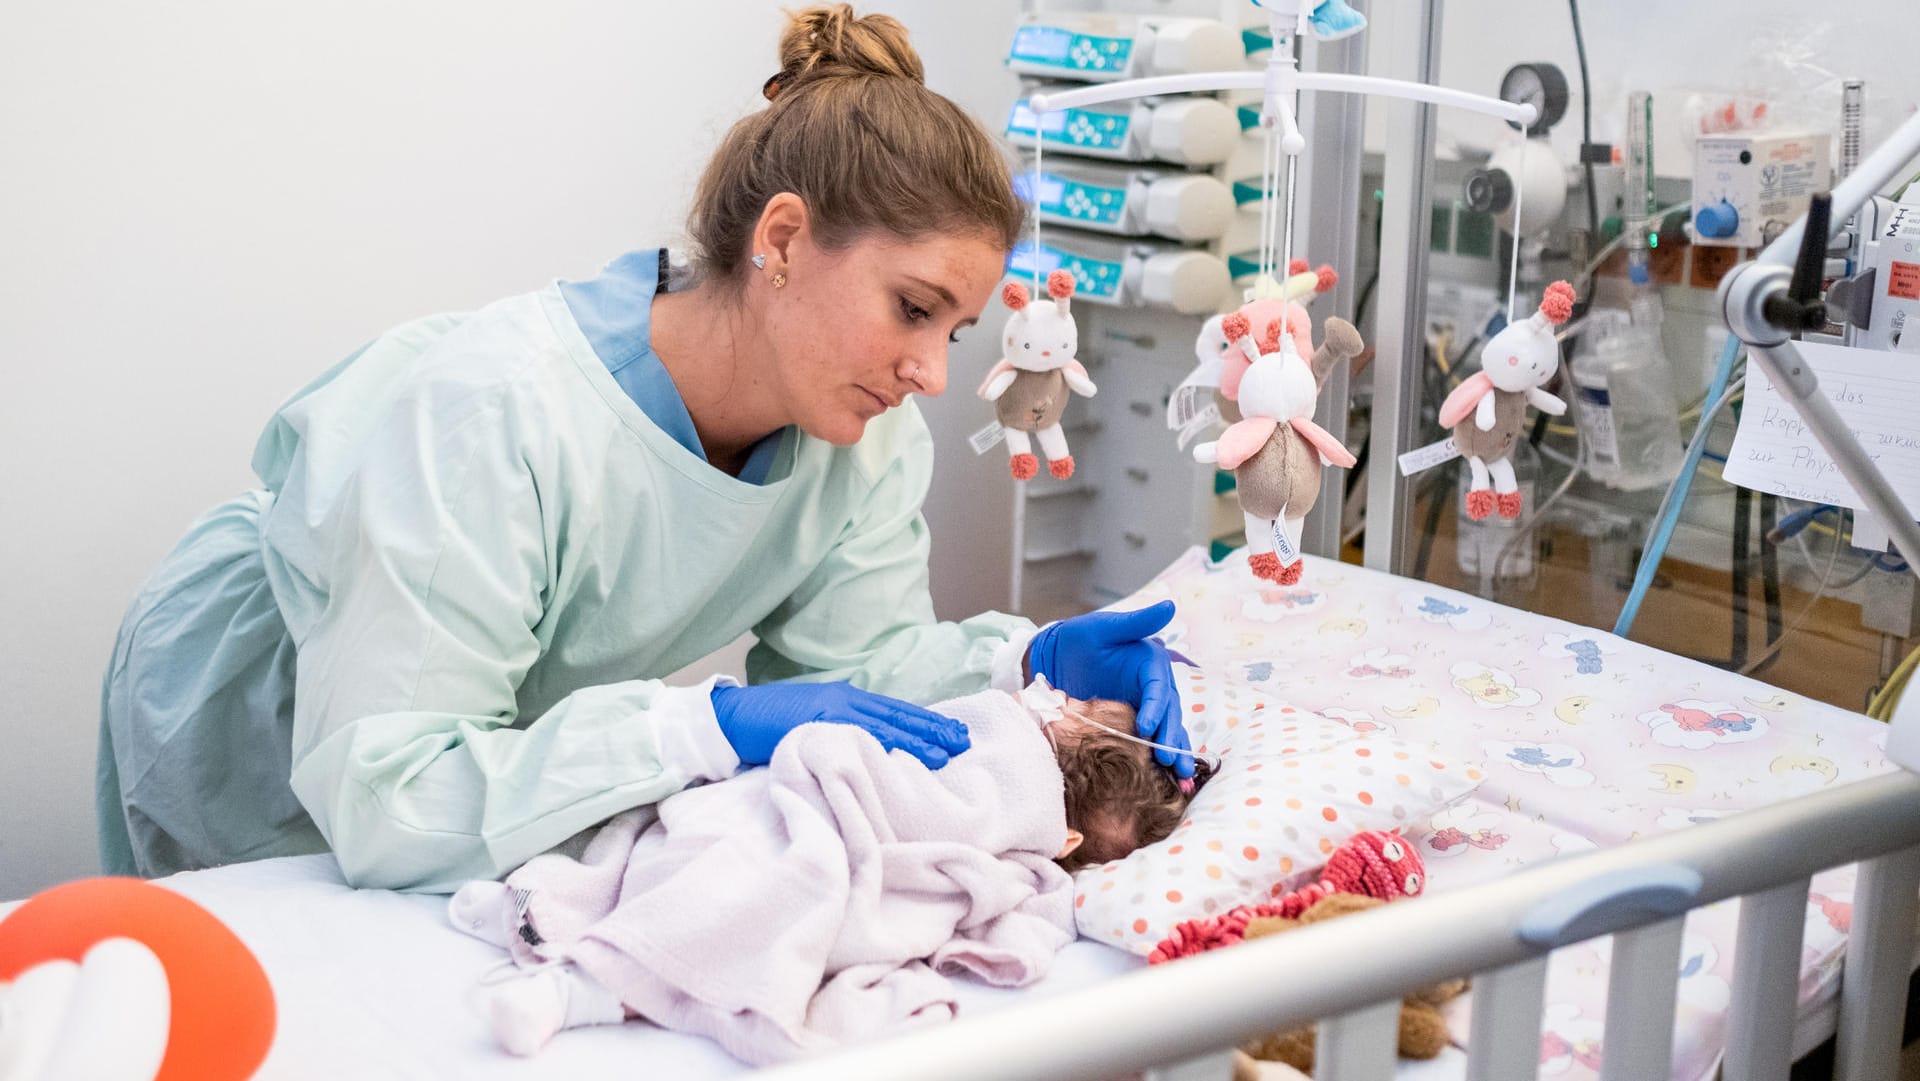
[99,285,1034,891]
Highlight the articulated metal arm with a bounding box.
[1716,108,1920,581]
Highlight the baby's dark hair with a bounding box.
[1055,709,1215,873]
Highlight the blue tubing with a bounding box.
[1614,334,1745,638]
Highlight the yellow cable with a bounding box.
[1870,642,1920,721]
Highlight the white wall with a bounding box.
[0,0,1018,899]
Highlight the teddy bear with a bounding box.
[1229,892,1468,1074]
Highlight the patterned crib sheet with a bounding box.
[1120,548,1895,1081]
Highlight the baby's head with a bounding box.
[1045,697,1215,872]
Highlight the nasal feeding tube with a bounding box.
[1022,677,1211,790]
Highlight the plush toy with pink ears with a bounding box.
[1193,310,1361,586]
[1439,280,1576,520]
[978,269,1097,481]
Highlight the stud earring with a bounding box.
[771,272,787,288]
[751,253,766,270]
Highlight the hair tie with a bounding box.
[762,68,797,102]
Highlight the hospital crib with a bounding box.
[759,770,1920,1081]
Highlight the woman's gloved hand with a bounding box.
[1027,600,1192,777]
[709,681,971,769]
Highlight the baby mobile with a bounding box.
[983,0,1551,584]
[974,124,1096,481]
[1172,3,1368,587]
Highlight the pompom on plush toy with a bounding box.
[1148,829,1424,963]
[1439,280,1576,520]
[978,269,1096,480]
[1228,894,1467,1076]
[1216,259,1338,426]
[1193,309,1362,586]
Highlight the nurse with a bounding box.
[98,4,1190,892]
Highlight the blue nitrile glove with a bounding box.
[1026,600,1192,777]
[709,681,971,769]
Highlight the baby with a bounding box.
[1036,683,1218,872]
[448,680,1211,1065]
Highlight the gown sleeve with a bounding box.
[746,405,1037,704]
[279,362,740,894]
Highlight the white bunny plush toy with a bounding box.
[1438,280,1575,520]
[1193,311,1361,586]
[977,269,1097,480]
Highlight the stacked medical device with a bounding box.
[990,6,1260,616]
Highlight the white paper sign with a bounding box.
[1723,341,1920,513]
[1854,509,1892,553]
[968,420,1006,455]
[1397,437,1462,476]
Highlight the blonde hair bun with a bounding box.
[690,4,1021,283]
[779,4,925,86]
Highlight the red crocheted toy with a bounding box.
[1148,829,1426,964]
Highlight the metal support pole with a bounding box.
[1296,0,1368,558]
[1361,0,1440,574]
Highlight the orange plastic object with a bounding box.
[0,877,276,1080]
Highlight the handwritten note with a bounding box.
[1723,341,1920,513]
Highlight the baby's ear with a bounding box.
[1056,829,1085,861]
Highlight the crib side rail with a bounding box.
[751,771,1920,1081]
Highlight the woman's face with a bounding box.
[771,229,1005,445]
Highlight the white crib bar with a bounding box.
[1837,844,1920,1081]
[1598,916,1686,1081]
[1465,955,1550,1081]
[753,774,1920,1081]
[1143,1049,1238,1081]
[1724,877,1813,1081]
[1314,999,1402,1080]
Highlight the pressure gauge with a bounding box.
[1499,62,1570,137]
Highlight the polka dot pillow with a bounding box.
[1073,664,1483,955]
